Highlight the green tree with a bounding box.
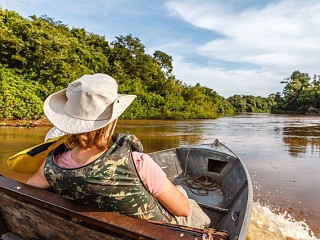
[281,70,311,111]
[0,65,43,119]
[0,8,239,120]
[153,50,173,75]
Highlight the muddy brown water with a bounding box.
[0,114,319,239]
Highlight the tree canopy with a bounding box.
[0,8,283,120]
[271,70,320,113]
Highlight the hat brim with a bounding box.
[44,89,136,134]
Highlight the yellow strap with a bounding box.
[7,135,67,174]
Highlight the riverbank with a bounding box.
[0,118,52,128]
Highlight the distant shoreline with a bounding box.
[1,112,318,128]
[0,118,52,128]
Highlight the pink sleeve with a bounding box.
[132,151,167,197]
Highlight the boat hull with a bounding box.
[0,140,252,240]
[0,176,211,240]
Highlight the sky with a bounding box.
[0,0,319,98]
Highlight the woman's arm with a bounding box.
[26,161,50,189]
[132,152,190,217]
[156,179,190,217]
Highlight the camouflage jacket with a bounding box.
[43,134,177,224]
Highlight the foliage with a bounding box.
[272,70,320,113]
[0,65,43,119]
[227,95,276,113]
[0,8,276,120]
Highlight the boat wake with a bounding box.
[246,201,318,240]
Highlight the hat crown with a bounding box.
[43,73,136,134]
[64,74,118,121]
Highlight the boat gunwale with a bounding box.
[0,176,206,240]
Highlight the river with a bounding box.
[0,113,319,240]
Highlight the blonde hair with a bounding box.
[65,120,117,150]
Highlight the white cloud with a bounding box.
[164,0,320,97]
[172,58,283,98]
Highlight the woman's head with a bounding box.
[65,120,117,150]
[43,74,136,134]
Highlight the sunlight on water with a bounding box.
[247,202,318,240]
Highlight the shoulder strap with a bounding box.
[112,132,143,152]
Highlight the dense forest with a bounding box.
[0,8,316,121]
[271,71,320,114]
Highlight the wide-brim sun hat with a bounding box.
[44,73,136,134]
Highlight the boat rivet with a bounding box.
[180,233,184,237]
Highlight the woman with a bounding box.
[27,73,210,228]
